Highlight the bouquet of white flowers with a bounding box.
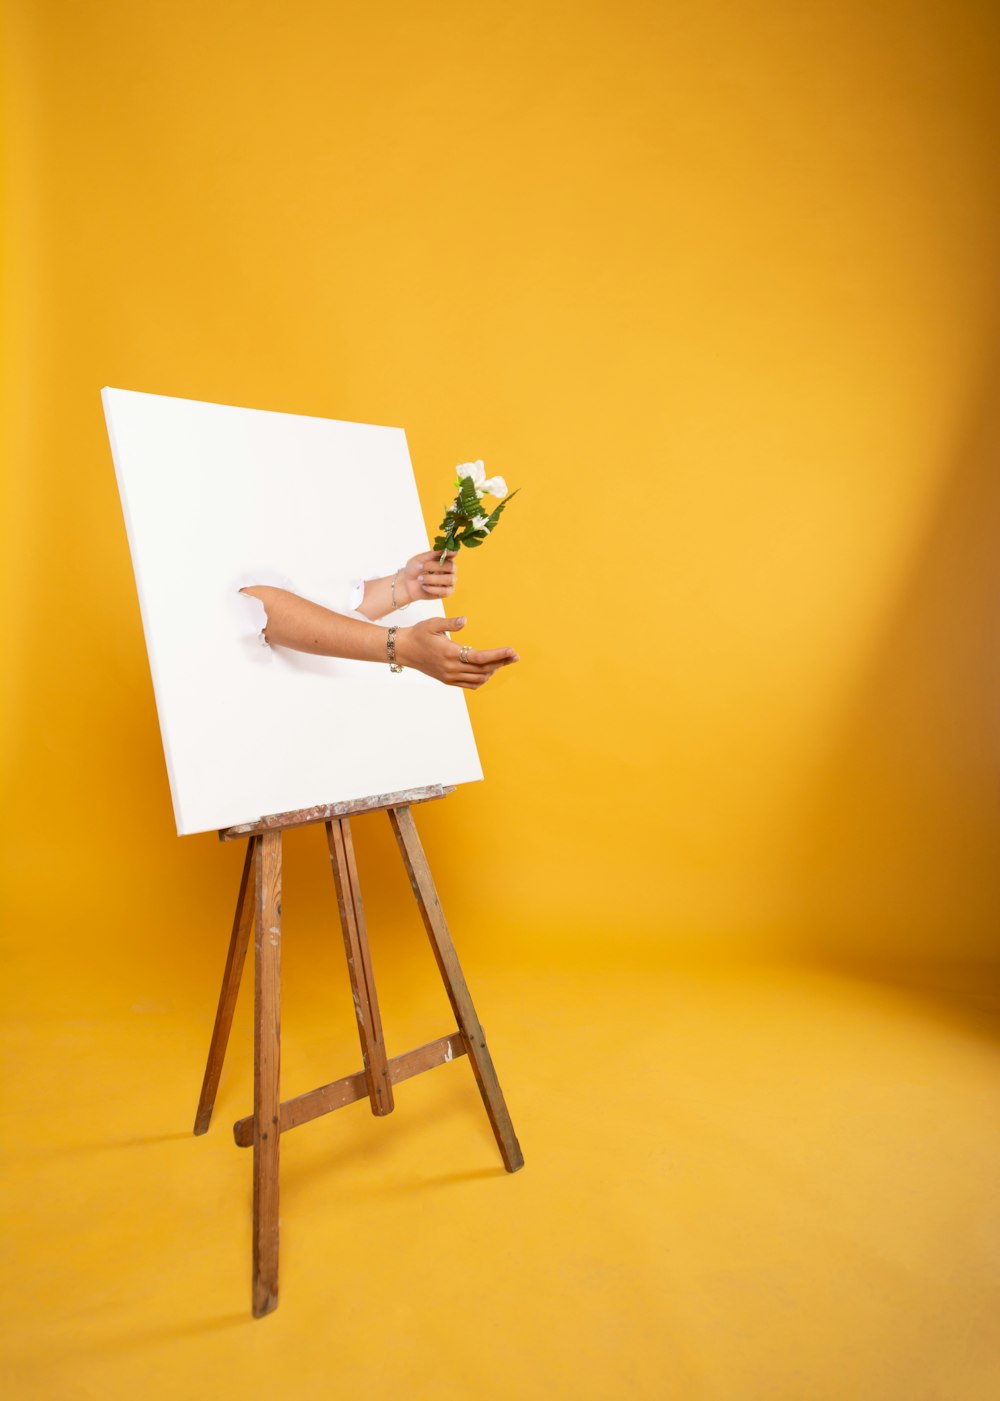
[434,460,518,558]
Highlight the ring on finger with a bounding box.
[459,645,471,663]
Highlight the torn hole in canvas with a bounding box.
[231,569,296,662]
[231,572,370,664]
[239,589,272,648]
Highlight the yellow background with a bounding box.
[4,2,1000,1397]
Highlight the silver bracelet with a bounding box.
[387,625,403,673]
[391,568,410,612]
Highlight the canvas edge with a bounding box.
[101,386,189,836]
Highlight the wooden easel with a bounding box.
[192,784,523,1317]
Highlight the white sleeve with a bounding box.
[302,573,369,619]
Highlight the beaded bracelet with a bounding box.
[387,625,403,673]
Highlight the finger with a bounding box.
[419,565,457,584]
[415,548,456,564]
[426,615,458,634]
[462,646,519,666]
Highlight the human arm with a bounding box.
[354,550,458,620]
[240,586,518,690]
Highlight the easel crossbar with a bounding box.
[232,1031,467,1146]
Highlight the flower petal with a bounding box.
[459,462,487,490]
[483,475,508,498]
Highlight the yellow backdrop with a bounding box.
[5,0,1000,987]
[6,5,1000,1397]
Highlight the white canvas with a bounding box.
[103,387,483,835]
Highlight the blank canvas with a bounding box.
[103,387,483,835]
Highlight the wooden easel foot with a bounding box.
[252,830,282,1316]
[194,838,257,1135]
[388,805,524,1174]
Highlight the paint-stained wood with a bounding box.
[232,1032,467,1146]
[326,818,394,1116]
[194,838,256,1135]
[218,785,454,840]
[252,829,282,1318]
[388,805,524,1173]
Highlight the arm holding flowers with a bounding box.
[356,455,518,611]
[354,549,459,620]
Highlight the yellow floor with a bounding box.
[4,919,999,1399]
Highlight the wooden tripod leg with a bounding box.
[194,838,257,1135]
[388,806,524,1172]
[253,829,282,1318]
[325,819,394,1116]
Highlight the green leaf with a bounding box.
[436,479,519,554]
[457,475,482,518]
[485,487,519,531]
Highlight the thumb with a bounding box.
[426,614,465,634]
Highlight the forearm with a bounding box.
[355,570,413,621]
[241,587,388,662]
[356,551,457,618]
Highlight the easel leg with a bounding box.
[194,837,257,1135]
[326,819,394,1116]
[253,830,282,1317]
[388,806,524,1173]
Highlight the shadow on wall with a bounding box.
[788,342,1000,962]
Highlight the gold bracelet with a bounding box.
[387,625,403,673]
[391,568,410,611]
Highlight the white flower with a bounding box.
[457,460,487,494]
[472,515,491,532]
[455,460,507,501]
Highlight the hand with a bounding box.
[395,616,519,690]
[403,549,457,603]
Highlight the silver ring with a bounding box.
[459,645,471,663]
